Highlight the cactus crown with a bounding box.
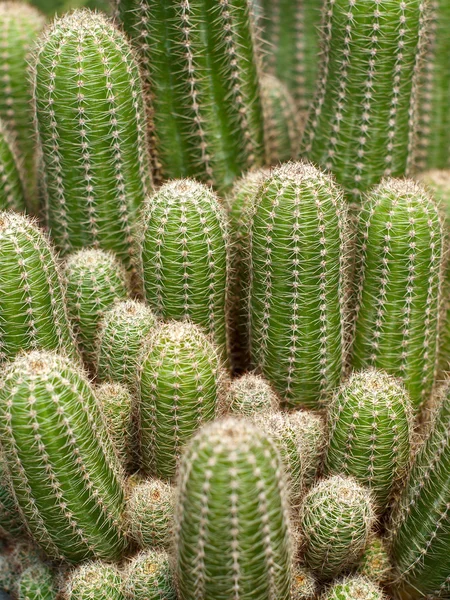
[67,562,125,600]
[291,564,318,600]
[227,373,279,416]
[124,549,176,600]
[320,575,387,600]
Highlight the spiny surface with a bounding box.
[123,549,176,600]
[67,562,126,600]
[227,373,279,416]
[18,563,56,600]
[357,537,392,585]
[0,119,26,212]
[291,564,318,599]
[320,575,386,600]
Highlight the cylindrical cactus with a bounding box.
[0,450,25,539]
[299,475,376,580]
[325,369,413,513]
[18,564,56,600]
[96,300,157,388]
[249,161,349,409]
[0,212,77,363]
[174,417,293,600]
[357,537,392,586]
[0,120,26,212]
[0,350,127,563]
[138,179,229,357]
[301,0,426,201]
[63,249,130,366]
[227,373,279,416]
[320,576,386,600]
[124,550,176,600]
[115,0,265,192]
[138,321,226,480]
[31,10,152,268]
[291,564,318,600]
[352,179,446,410]
[66,562,125,600]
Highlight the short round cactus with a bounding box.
[291,564,318,600]
[0,554,17,597]
[123,549,176,600]
[18,563,56,600]
[66,562,125,600]
[357,537,392,585]
[227,373,279,416]
[320,576,386,600]
[0,119,26,212]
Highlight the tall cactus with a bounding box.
[0,120,26,212]
[301,0,426,201]
[174,417,292,600]
[0,350,127,563]
[0,212,77,363]
[31,10,152,268]
[249,161,349,408]
[352,179,445,409]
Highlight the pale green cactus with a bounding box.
[357,537,393,586]
[123,549,176,600]
[291,564,318,600]
[227,373,279,416]
[66,562,126,600]
[18,563,56,600]
[320,576,386,600]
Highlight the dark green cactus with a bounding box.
[320,576,386,600]
[115,0,265,192]
[67,562,126,600]
[32,10,152,268]
[227,373,279,416]
[18,564,56,600]
[357,537,393,586]
[124,550,176,600]
[174,417,293,600]
[0,120,26,212]
[291,564,318,600]
[0,350,128,563]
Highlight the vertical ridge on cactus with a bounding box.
[67,562,126,600]
[124,549,176,600]
[320,576,386,600]
[31,9,152,268]
[0,120,26,212]
[0,350,128,563]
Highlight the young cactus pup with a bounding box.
[352,179,445,409]
[249,161,349,408]
[320,576,386,600]
[66,562,125,600]
[357,537,392,586]
[0,351,127,563]
[18,563,56,600]
[227,373,279,416]
[174,417,292,600]
[32,10,152,268]
[291,564,318,600]
[124,550,176,600]
[0,120,26,212]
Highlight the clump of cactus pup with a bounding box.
[291,564,318,600]
[96,300,157,389]
[18,563,56,600]
[0,212,77,363]
[325,369,413,513]
[66,562,126,600]
[0,120,26,212]
[174,417,292,600]
[357,537,392,586]
[389,382,450,598]
[299,475,376,581]
[249,161,349,409]
[301,0,425,202]
[0,450,25,539]
[123,549,176,600]
[127,478,174,550]
[138,321,226,481]
[227,373,279,416]
[0,350,128,563]
[0,2,45,208]
[115,0,265,192]
[352,179,446,410]
[31,10,152,268]
[320,576,386,600]
[63,249,130,366]
[138,179,229,358]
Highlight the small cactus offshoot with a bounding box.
[18,563,56,600]
[320,576,386,600]
[66,562,126,600]
[291,564,318,600]
[227,373,279,416]
[357,537,393,586]
[123,549,176,600]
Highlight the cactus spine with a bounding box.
[249,162,349,408]
[18,564,56,600]
[0,212,77,363]
[0,351,127,563]
[320,576,386,600]
[32,10,152,268]
[174,417,292,600]
[0,120,26,212]
[352,179,445,409]
[115,0,265,192]
[124,550,176,600]
[139,179,229,357]
[67,562,125,600]
[301,0,425,201]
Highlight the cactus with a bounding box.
[249,161,349,409]
[0,120,26,212]
[31,10,152,268]
[352,179,445,410]
[0,350,127,563]
[64,249,130,366]
[325,369,413,512]
[1,540,48,598]
[357,537,392,586]
[291,564,318,600]
[138,321,225,481]
[301,0,426,201]
[67,562,125,600]
[227,373,279,416]
[18,564,56,600]
[96,300,157,388]
[115,0,265,192]
[0,212,77,364]
[320,576,386,600]
[127,478,174,550]
[0,554,17,596]
[124,550,176,600]
[389,382,450,598]
[174,417,292,600]
[299,475,376,580]
[138,179,229,357]
[0,450,25,539]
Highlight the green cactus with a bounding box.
[249,161,349,409]
[325,369,413,512]
[138,179,229,357]
[0,554,17,596]
[0,450,25,539]
[67,562,126,600]
[124,550,176,600]
[115,0,265,192]
[18,564,56,600]
[291,564,318,600]
[352,179,445,410]
[0,350,128,563]
[0,120,26,212]
[299,475,376,580]
[127,479,174,550]
[31,10,152,268]
[174,417,293,600]
[138,321,226,481]
[357,537,392,586]
[320,576,386,600]
[0,212,77,363]
[64,249,130,366]
[96,300,157,389]
[227,373,279,416]
[301,0,426,201]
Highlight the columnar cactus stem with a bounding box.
[31,10,152,268]
[0,120,26,212]
[127,479,174,549]
[0,351,128,563]
[227,373,279,416]
[357,537,392,585]
[291,565,318,600]
[301,0,426,201]
[352,179,446,409]
[249,162,349,408]
[67,563,126,600]
[115,0,265,192]
[174,417,293,600]
[124,549,176,600]
[320,576,386,600]
[0,212,77,363]
[18,564,56,600]
[139,179,229,357]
